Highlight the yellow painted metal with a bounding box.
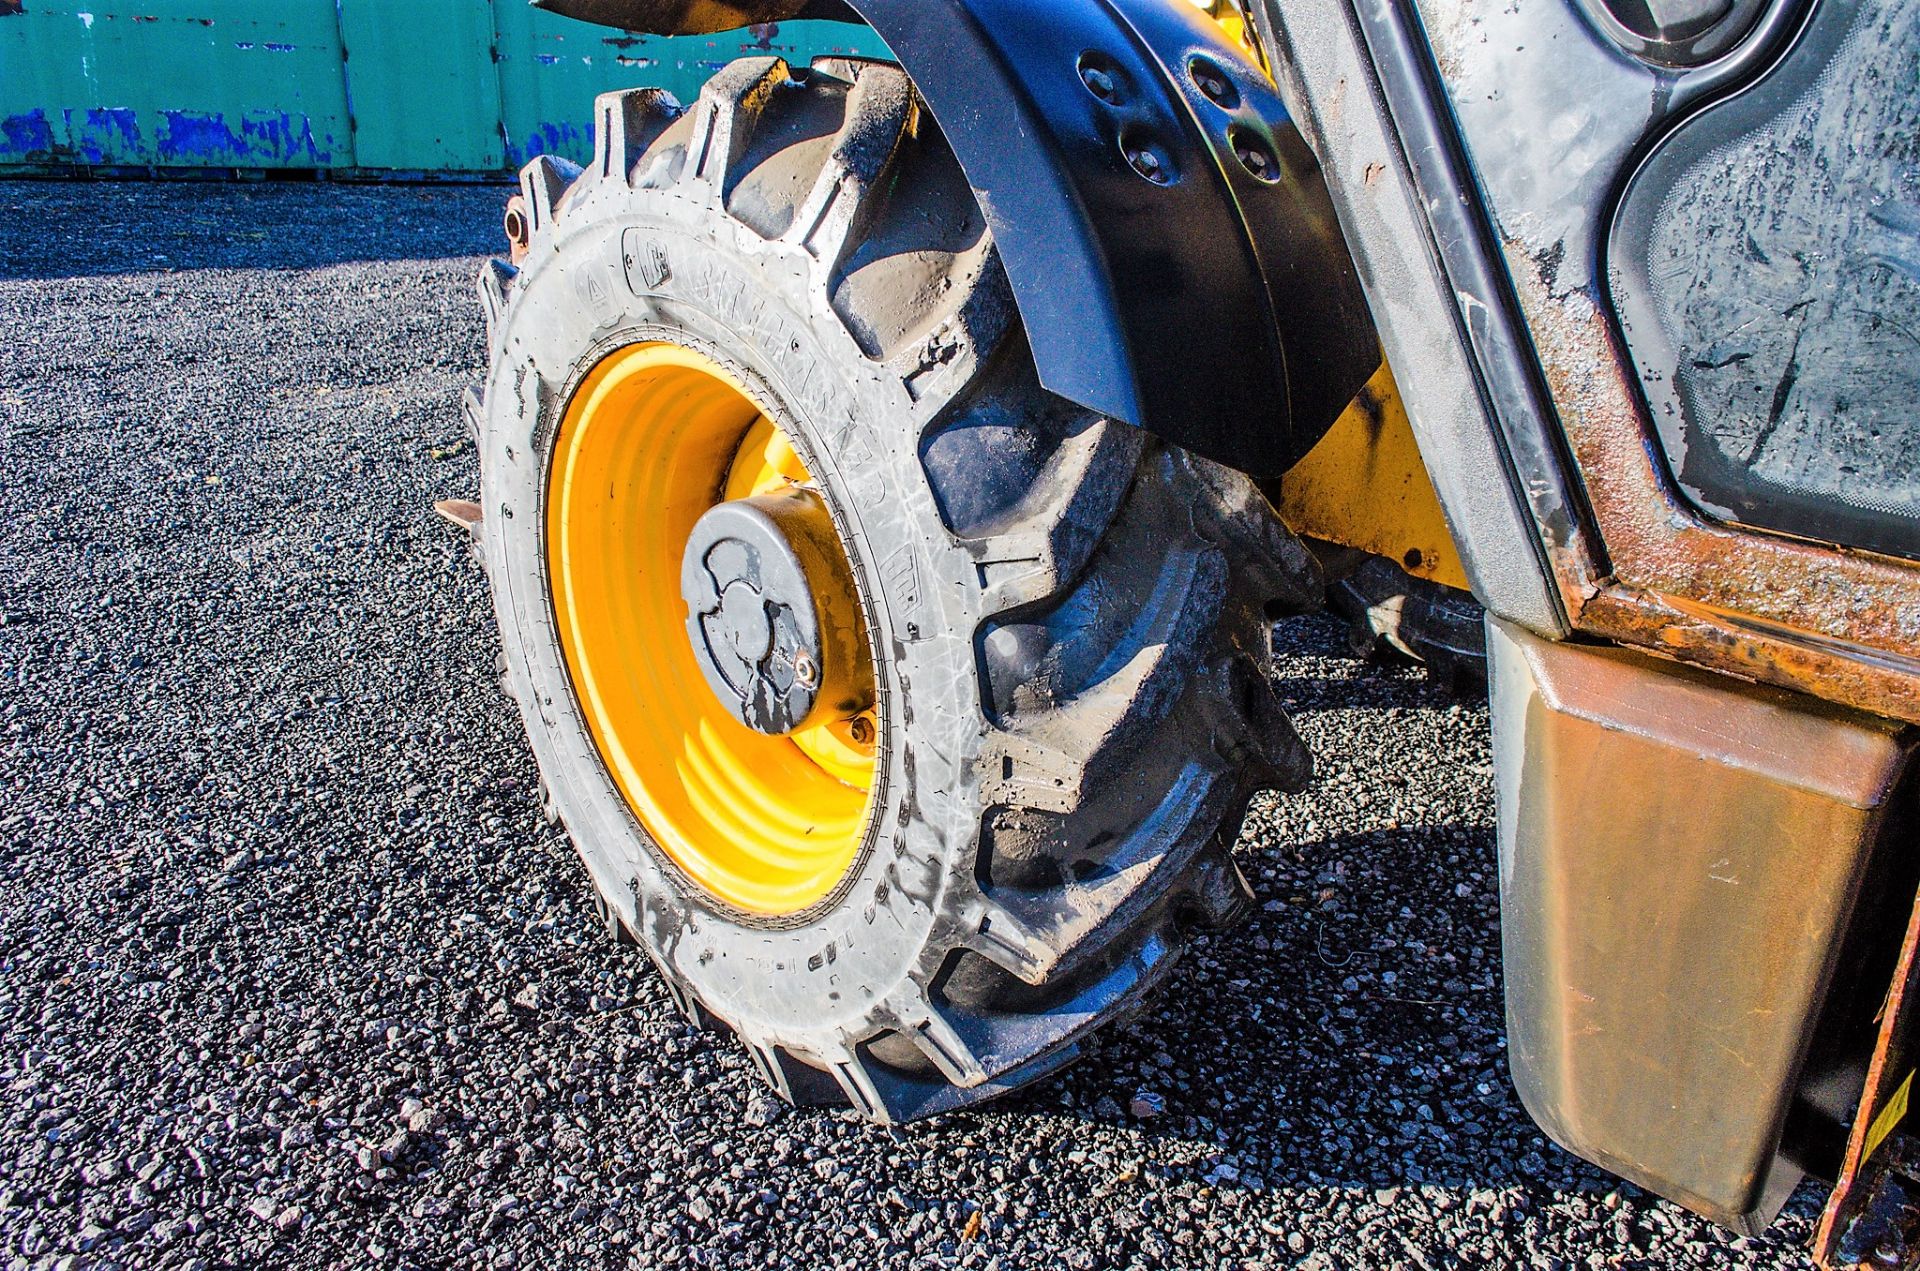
[547,343,877,916]
[1191,0,1257,51]
[1275,362,1472,592]
[718,415,880,786]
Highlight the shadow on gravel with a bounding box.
[1268,664,1467,714]
[0,179,511,280]
[0,183,1823,1270]
[963,799,1826,1260]
[928,621,1824,1263]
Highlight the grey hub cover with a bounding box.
[680,489,857,734]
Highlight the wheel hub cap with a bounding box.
[680,489,871,735]
[545,341,879,916]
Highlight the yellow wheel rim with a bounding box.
[547,343,878,916]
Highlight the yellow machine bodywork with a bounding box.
[1194,0,1259,56]
[1275,363,1472,592]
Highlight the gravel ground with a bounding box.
[0,179,1825,1270]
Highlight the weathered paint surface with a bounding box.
[1414,0,1920,727]
[333,3,504,172]
[0,2,354,167]
[0,2,882,172]
[157,111,339,166]
[1817,888,1920,1267]
[1275,362,1472,592]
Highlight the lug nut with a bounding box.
[1079,56,1124,104]
[1232,128,1280,183]
[849,715,875,746]
[1125,140,1174,185]
[1190,57,1240,110]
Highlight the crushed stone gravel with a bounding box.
[0,180,1822,1269]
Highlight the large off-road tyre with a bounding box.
[471,57,1323,1121]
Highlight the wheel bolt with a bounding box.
[1126,143,1171,183]
[1190,57,1240,109]
[1235,134,1279,182]
[1080,60,1122,104]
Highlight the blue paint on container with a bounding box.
[157,110,337,165]
[73,107,141,163]
[0,108,54,159]
[0,7,888,172]
[511,120,589,168]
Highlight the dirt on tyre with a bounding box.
[472,56,1323,1121]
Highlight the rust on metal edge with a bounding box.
[1816,888,1920,1268]
[1497,242,1920,716]
[503,195,533,267]
[529,0,814,36]
[1582,588,1920,726]
[433,499,485,537]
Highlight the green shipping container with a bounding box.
[0,2,884,174]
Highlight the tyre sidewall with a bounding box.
[481,195,988,1052]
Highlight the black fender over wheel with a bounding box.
[471,57,1322,1121]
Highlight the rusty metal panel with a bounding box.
[1408,0,1920,728]
[1490,616,1913,1232]
[1817,888,1920,1268]
[528,0,825,34]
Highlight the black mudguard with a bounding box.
[535,0,1379,476]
